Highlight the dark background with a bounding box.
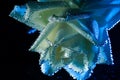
[1,0,120,80]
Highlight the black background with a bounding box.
[1,0,120,80]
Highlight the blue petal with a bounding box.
[64,65,93,80]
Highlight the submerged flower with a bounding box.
[9,0,120,80]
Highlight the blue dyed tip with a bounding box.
[13,5,27,16]
[28,29,37,34]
